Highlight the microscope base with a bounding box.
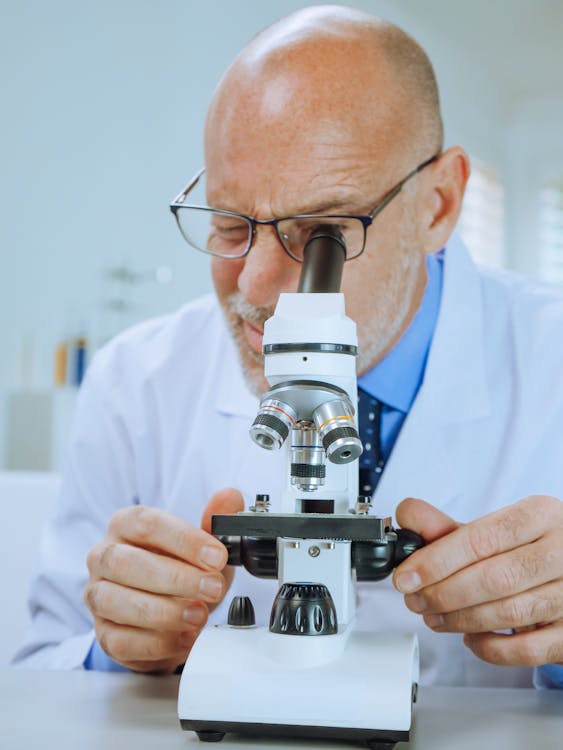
[178,626,418,748]
[183,720,405,747]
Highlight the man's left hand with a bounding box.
[393,496,563,667]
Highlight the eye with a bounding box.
[210,215,249,244]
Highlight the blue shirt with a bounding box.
[86,248,563,686]
[358,250,443,459]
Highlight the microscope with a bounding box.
[178,228,424,749]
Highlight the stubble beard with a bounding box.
[222,293,271,397]
[355,226,423,375]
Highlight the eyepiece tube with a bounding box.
[297,226,346,293]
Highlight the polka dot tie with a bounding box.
[357,387,385,495]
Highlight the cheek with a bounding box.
[211,258,244,300]
[341,256,380,321]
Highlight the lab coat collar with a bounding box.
[417,232,491,425]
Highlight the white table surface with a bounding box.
[1,669,562,750]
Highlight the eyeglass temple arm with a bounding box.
[171,167,206,205]
[369,154,440,221]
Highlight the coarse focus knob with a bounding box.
[269,583,337,636]
[227,596,256,627]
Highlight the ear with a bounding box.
[418,145,470,254]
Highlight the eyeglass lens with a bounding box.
[174,207,366,260]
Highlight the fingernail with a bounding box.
[182,606,206,626]
[425,613,444,628]
[405,592,427,613]
[199,575,223,598]
[199,545,224,569]
[395,571,422,593]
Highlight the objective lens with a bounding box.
[249,398,297,451]
[313,399,363,464]
[290,422,326,491]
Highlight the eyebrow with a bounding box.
[293,198,362,215]
[210,193,368,218]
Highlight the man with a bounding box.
[15,6,563,687]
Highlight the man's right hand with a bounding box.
[84,488,244,673]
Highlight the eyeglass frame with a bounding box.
[169,153,440,262]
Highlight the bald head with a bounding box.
[206,5,443,177]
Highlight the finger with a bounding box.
[84,579,208,632]
[394,495,562,594]
[404,533,563,614]
[124,657,188,674]
[393,498,460,594]
[95,617,199,667]
[422,579,563,634]
[107,506,228,571]
[201,487,245,535]
[88,542,227,603]
[463,620,563,667]
[396,498,460,542]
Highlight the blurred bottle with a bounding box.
[71,336,88,386]
[54,341,68,387]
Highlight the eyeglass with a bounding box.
[169,154,439,262]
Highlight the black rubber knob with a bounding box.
[227,596,256,627]
[269,582,337,636]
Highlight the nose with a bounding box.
[236,225,301,309]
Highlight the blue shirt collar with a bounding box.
[358,251,444,413]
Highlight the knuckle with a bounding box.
[427,585,448,613]
[104,630,130,662]
[134,597,159,628]
[84,582,101,615]
[131,506,159,544]
[528,494,561,519]
[100,543,127,580]
[465,523,500,561]
[168,565,190,596]
[528,594,554,625]
[96,625,110,657]
[485,564,517,598]
[86,544,103,575]
[544,637,563,665]
[483,640,508,665]
[108,507,130,536]
[499,597,527,627]
[143,635,166,660]
[517,635,545,666]
[451,607,477,632]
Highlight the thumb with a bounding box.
[396,497,460,544]
[201,487,245,535]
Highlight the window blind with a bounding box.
[458,157,504,269]
[538,183,563,285]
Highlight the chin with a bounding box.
[241,361,269,398]
[231,320,268,397]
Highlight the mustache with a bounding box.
[227,293,273,329]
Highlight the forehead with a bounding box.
[205,113,400,217]
[204,56,408,215]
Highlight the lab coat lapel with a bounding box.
[373,236,492,518]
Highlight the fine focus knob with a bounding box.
[269,582,337,636]
[227,596,256,627]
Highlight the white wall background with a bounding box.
[1,0,562,467]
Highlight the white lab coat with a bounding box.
[14,236,563,687]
